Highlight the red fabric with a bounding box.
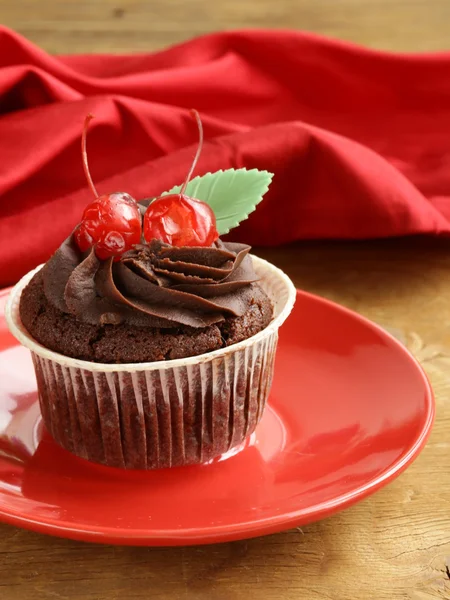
[1,26,450,287]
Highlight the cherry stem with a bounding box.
[180,109,203,196]
[81,114,99,198]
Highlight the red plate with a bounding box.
[0,288,434,545]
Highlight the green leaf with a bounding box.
[161,169,273,235]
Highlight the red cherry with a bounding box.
[74,192,142,260]
[143,193,218,247]
[75,114,142,259]
[143,109,218,247]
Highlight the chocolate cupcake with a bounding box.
[6,111,296,469]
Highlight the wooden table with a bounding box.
[2,0,450,52]
[1,2,450,599]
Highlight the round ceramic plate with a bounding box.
[0,288,434,546]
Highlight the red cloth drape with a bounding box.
[1,26,450,287]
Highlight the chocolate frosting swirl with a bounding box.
[42,234,259,328]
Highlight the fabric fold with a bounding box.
[1,26,450,287]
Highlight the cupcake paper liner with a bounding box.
[6,256,296,469]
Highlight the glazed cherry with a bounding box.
[74,192,142,260]
[144,110,218,247]
[75,114,142,260]
[144,193,218,247]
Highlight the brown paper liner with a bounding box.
[30,333,278,469]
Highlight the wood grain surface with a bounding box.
[1,2,450,600]
[1,0,450,53]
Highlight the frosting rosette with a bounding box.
[42,234,259,329]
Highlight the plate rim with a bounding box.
[0,287,435,545]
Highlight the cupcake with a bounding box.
[6,111,296,469]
